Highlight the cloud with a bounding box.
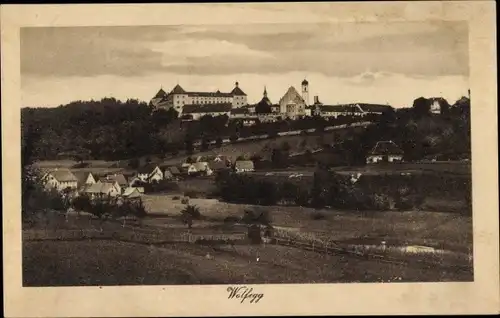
[21,21,469,79]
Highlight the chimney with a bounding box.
[314,96,319,104]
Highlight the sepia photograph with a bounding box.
[2,2,499,317]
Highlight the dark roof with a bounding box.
[302,79,309,85]
[154,88,168,98]
[137,164,159,174]
[316,105,363,113]
[209,161,229,170]
[230,108,250,115]
[72,171,92,186]
[234,160,255,170]
[231,86,247,96]
[356,103,393,113]
[369,141,404,156]
[183,103,232,114]
[45,169,78,182]
[100,174,128,187]
[187,91,233,97]
[171,84,186,94]
[168,166,181,175]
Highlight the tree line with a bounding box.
[21,95,470,163]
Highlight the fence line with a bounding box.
[271,236,471,270]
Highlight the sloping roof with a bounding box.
[163,169,174,179]
[316,104,364,113]
[46,169,78,182]
[123,187,142,198]
[73,171,93,186]
[209,161,229,171]
[279,86,305,105]
[369,141,404,156]
[230,108,250,115]
[101,174,128,187]
[231,86,247,96]
[171,84,187,94]
[188,91,233,97]
[356,103,393,113]
[182,103,232,114]
[192,162,209,171]
[168,166,181,175]
[137,164,159,174]
[234,160,254,170]
[154,88,168,98]
[83,182,117,194]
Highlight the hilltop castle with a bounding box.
[151,82,247,114]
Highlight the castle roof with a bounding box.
[171,84,187,94]
[230,86,247,96]
[154,88,168,98]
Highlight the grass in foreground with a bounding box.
[23,239,472,286]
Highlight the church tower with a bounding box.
[263,86,268,98]
[301,79,309,105]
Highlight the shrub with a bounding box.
[242,208,272,226]
[181,204,202,228]
[72,162,90,168]
[184,190,200,198]
[368,193,396,210]
[72,195,92,212]
[181,197,189,204]
[223,216,240,224]
[172,196,181,200]
[311,212,326,220]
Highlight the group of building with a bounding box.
[150,79,394,123]
[40,155,255,198]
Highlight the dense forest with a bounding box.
[21,95,471,164]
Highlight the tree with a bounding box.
[128,158,140,169]
[412,97,431,118]
[215,137,223,148]
[255,102,272,114]
[271,148,288,168]
[201,137,210,151]
[229,134,239,143]
[185,137,194,155]
[181,205,202,229]
[281,141,291,152]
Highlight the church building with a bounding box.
[278,79,309,119]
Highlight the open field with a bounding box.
[141,194,472,253]
[23,239,472,286]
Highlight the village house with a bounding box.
[234,160,255,173]
[188,162,213,176]
[41,168,79,192]
[162,165,181,179]
[136,164,163,183]
[209,160,230,173]
[82,181,121,199]
[122,187,143,199]
[98,173,128,190]
[366,140,405,164]
[72,171,96,190]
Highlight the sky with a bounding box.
[21,15,470,108]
